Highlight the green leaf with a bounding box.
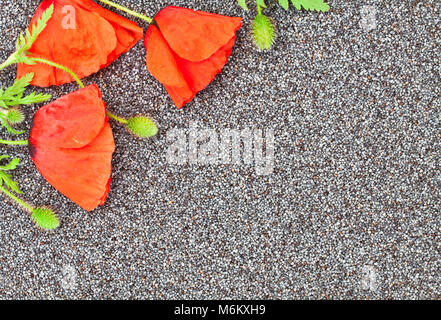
[279,0,290,10]
[0,73,51,110]
[0,156,19,171]
[0,172,20,193]
[127,116,158,138]
[237,0,249,10]
[291,0,330,12]
[252,14,275,50]
[1,5,53,72]
[9,91,52,106]
[0,156,59,230]
[17,4,54,54]
[256,0,267,8]
[32,208,60,230]
[0,156,21,193]
[0,172,21,194]
[1,73,34,101]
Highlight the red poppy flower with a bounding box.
[29,84,115,211]
[144,6,242,109]
[17,0,144,87]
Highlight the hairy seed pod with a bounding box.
[6,108,25,125]
[127,116,158,138]
[252,14,275,51]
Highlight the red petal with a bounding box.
[145,26,187,88]
[162,84,194,110]
[175,36,237,96]
[69,0,144,65]
[30,124,114,211]
[145,25,238,109]
[29,85,115,211]
[30,84,106,149]
[155,6,242,62]
[17,0,143,87]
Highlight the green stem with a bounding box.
[97,0,153,23]
[32,58,85,88]
[0,185,33,211]
[257,2,262,15]
[0,53,17,72]
[33,57,124,125]
[106,112,127,124]
[0,139,28,146]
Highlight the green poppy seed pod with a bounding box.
[252,14,275,51]
[127,116,158,138]
[6,108,25,125]
[31,207,60,230]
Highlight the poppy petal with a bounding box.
[176,36,237,96]
[30,124,114,211]
[162,84,194,110]
[154,6,242,62]
[69,0,144,65]
[17,0,144,87]
[145,26,187,88]
[29,85,115,211]
[145,25,237,109]
[30,84,106,149]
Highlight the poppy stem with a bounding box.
[30,57,133,128]
[0,185,34,212]
[257,2,262,15]
[0,139,29,146]
[31,58,85,89]
[106,112,128,124]
[97,0,153,23]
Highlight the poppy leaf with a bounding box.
[1,73,34,100]
[0,154,58,230]
[10,91,52,106]
[0,155,21,194]
[291,0,330,12]
[0,171,22,194]
[0,156,20,171]
[19,33,26,49]
[18,4,54,54]
[279,0,290,10]
[237,0,249,11]
[31,208,60,230]
[0,73,51,135]
[256,0,267,8]
[0,73,52,108]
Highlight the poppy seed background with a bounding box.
[0,0,440,299]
